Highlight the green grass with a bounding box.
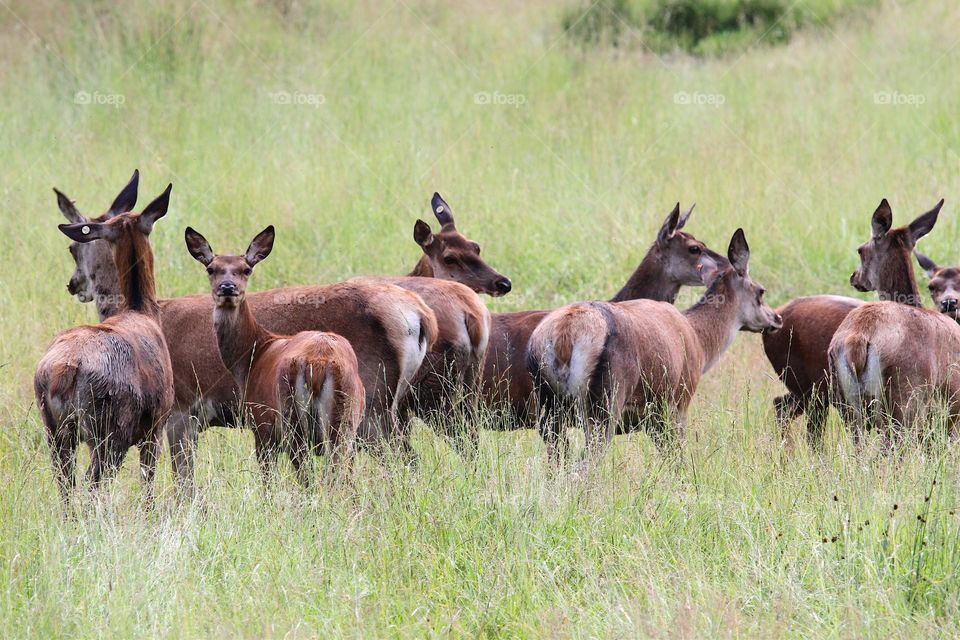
[3,0,960,636]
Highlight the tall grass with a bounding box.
[2,0,960,636]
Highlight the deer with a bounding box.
[528,229,782,462]
[185,226,364,484]
[828,201,960,443]
[915,251,960,323]
[381,193,507,446]
[35,183,174,505]
[54,172,437,494]
[480,203,724,436]
[763,198,943,445]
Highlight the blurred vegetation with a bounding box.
[562,0,880,55]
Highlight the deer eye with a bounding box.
[688,246,701,255]
[443,255,457,265]
[241,267,252,276]
[206,266,214,275]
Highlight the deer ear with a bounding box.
[907,198,943,244]
[107,169,139,216]
[184,227,215,266]
[727,228,750,275]
[58,221,118,243]
[872,199,893,239]
[413,219,435,250]
[914,251,939,278]
[431,192,455,227]
[677,203,695,230]
[245,225,275,266]
[138,183,172,235]
[54,188,85,223]
[658,203,682,244]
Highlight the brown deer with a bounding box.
[915,251,960,322]
[382,193,505,443]
[828,201,960,442]
[35,184,174,504]
[528,229,781,461]
[54,173,437,493]
[481,203,723,430]
[185,226,364,484]
[763,199,942,444]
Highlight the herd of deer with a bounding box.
[32,170,960,504]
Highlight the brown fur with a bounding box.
[482,204,723,427]
[35,193,174,505]
[764,198,942,444]
[528,229,780,461]
[829,302,960,439]
[186,227,367,484]
[383,277,491,434]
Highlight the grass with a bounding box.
[3,0,960,636]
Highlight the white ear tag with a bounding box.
[81,225,90,235]
[435,205,444,214]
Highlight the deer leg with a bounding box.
[138,428,162,508]
[289,409,315,489]
[167,409,199,499]
[46,421,78,507]
[773,393,803,436]
[803,392,829,449]
[253,424,278,488]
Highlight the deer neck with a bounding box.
[610,246,681,303]
[408,255,434,278]
[92,276,122,321]
[682,277,740,374]
[113,229,161,318]
[213,298,274,387]
[877,256,922,306]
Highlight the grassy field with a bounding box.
[3,0,960,637]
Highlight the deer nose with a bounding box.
[218,282,239,296]
[941,298,958,313]
[494,277,512,296]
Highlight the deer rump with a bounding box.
[527,300,701,429]
[828,301,960,427]
[160,279,435,442]
[35,314,174,449]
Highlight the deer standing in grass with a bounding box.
[764,199,942,445]
[528,229,781,461]
[186,226,364,484]
[55,172,436,493]
[829,202,960,442]
[35,184,174,504]
[481,204,724,435]
[384,192,508,444]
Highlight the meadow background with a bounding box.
[2,0,960,637]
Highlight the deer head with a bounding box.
[654,203,725,285]
[850,198,943,305]
[704,228,782,334]
[915,251,960,321]
[185,226,276,309]
[413,192,513,297]
[54,170,140,317]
